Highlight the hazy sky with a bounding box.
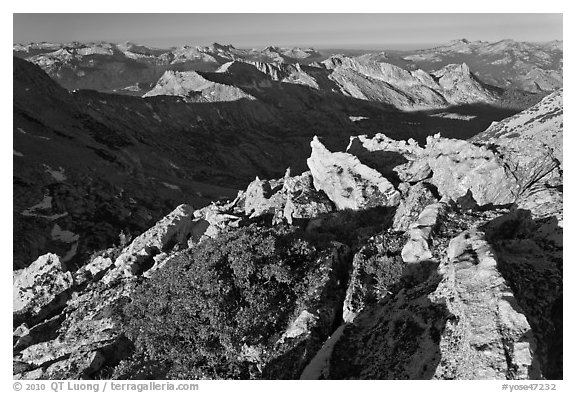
[13,14,563,49]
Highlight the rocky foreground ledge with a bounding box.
[13,91,562,380]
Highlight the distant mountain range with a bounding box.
[143,57,501,110]
[13,39,562,95]
[12,42,323,94]
[388,39,563,92]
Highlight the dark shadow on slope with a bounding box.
[327,261,450,379]
[74,91,526,176]
[482,209,563,379]
[301,206,398,249]
[363,103,525,142]
[261,243,353,380]
[346,138,409,185]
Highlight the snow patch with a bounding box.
[62,242,79,262]
[430,112,477,121]
[51,224,80,243]
[121,84,142,92]
[21,195,68,221]
[349,116,369,122]
[43,164,67,182]
[162,182,181,191]
[278,310,318,343]
[17,127,51,140]
[23,195,52,212]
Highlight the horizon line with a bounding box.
[12,37,564,50]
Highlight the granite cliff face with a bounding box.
[471,89,563,170]
[14,91,562,380]
[321,55,500,109]
[143,69,257,101]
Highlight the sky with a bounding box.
[13,13,563,49]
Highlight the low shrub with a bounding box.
[356,231,406,302]
[117,224,326,379]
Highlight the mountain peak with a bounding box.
[495,38,517,46]
[264,45,280,52]
[211,42,236,51]
[449,38,470,45]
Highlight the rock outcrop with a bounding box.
[14,254,74,327]
[431,62,499,105]
[345,133,429,183]
[13,204,201,378]
[281,171,334,224]
[74,255,114,286]
[307,136,401,210]
[431,230,540,379]
[243,177,284,218]
[190,203,243,242]
[424,136,520,206]
[348,93,562,208]
[401,202,449,264]
[105,204,195,281]
[392,183,438,231]
[483,207,563,379]
[14,279,134,379]
[472,89,562,156]
[189,170,334,239]
[313,217,542,379]
[472,89,563,185]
